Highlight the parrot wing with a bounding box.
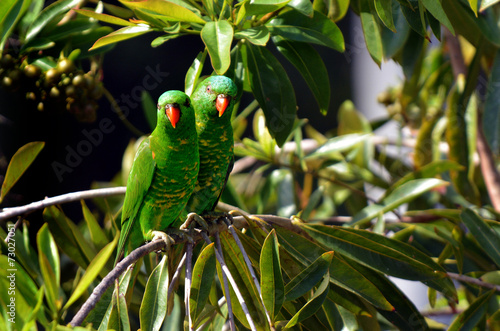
[115,137,156,263]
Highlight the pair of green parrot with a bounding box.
[115,76,238,261]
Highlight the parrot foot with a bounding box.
[180,212,209,231]
[151,231,175,251]
[201,211,233,226]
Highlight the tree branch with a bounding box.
[447,272,500,292]
[0,187,126,221]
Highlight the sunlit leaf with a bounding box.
[236,0,291,24]
[0,0,27,49]
[288,0,314,16]
[480,0,500,12]
[81,200,108,250]
[37,224,60,314]
[306,134,370,160]
[360,0,383,65]
[185,50,207,96]
[26,0,83,41]
[201,20,233,74]
[90,25,152,50]
[0,141,44,203]
[140,255,169,331]
[74,9,136,26]
[234,26,270,46]
[119,0,205,24]
[374,0,395,31]
[63,235,118,310]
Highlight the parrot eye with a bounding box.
[206,85,212,93]
[184,99,190,107]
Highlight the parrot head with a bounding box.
[157,90,195,130]
[192,75,237,119]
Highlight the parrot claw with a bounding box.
[151,231,175,251]
[180,212,209,231]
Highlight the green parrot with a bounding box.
[185,75,237,215]
[116,90,199,263]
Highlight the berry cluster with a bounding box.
[0,53,103,122]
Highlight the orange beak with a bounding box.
[216,94,230,117]
[166,104,181,128]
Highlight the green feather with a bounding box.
[186,76,238,214]
[116,91,199,264]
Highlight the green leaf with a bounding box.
[460,209,500,267]
[480,0,500,11]
[352,178,448,226]
[236,0,291,24]
[150,33,183,47]
[285,273,330,328]
[306,133,371,160]
[381,1,410,58]
[37,224,60,314]
[200,20,233,74]
[300,224,457,299]
[185,50,207,97]
[448,290,495,331]
[0,0,27,49]
[400,1,427,38]
[234,26,270,46]
[288,0,314,16]
[420,0,454,34]
[468,0,478,16]
[190,243,216,324]
[268,10,344,52]
[81,200,108,250]
[284,251,333,301]
[140,255,169,331]
[483,49,500,155]
[120,0,205,24]
[241,42,296,146]
[90,25,151,50]
[217,232,268,330]
[260,229,284,320]
[0,141,44,203]
[25,0,83,41]
[141,90,157,132]
[63,235,118,310]
[375,0,396,31]
[313,0,350,21]
[273,36,330,115]
[360,0,383,65]
[74,9,136,26]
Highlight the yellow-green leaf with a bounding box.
[119,0,205,24]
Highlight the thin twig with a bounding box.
[476,123,500,212]
[0,187,126,221]
[447,272,500,292]
[70,239,165,326]
[167,252,187,304]
[201,232,257,331]
[185,242,194,330]
[215,233,235,331]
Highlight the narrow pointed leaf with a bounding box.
[352,178,448,225]
[375,0,396,31]
[300,224,456,299]
[140,255,169,331]
[480,0,500,12]
[190,243,216,323]
[201,20,233,74]
[0,141,44,203]
[81,200,108,250]
[74,9,136,26]
[284,251,333,301]
[0,0,26,49]
[306,134,370,160]
[260,230,284,319]
[420,0,454,34]
[63,235,118,310]
[268,10,344,52]
[119,0,205,23]
[26,0,82,41]
[241,42,296,146]
[273,36,330,114]
[185,51,207,96]
[460,209,500,267]
[448,290,495,331]
[285,273,330,328]
[37,224,60,314]
[141,90,157,131]
[483,49,500,155]
[360,0,383,65]
[90,25,152,50]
